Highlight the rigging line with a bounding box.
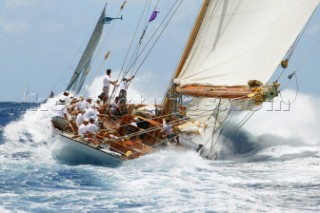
[119,0,150,77]
[280,37,320,91]
[110,0,153,101]
[89,51,110,86]
[275,67,286,83]
[51,3,112,92]
[233,110,256,131]
[123,0,160,77]
[92,3,129,100]
[110,0,181,99]
[210,99,221,150]
[123,41,142,78]
[51,31,93,92]
[279,73,299,106]
[94,4,123,62]
[195,108,232,154]
[276,23,311,82]
[88,3,125,83]
[67,4,113,93]
[276,6,320,84]
[191,101,234,154]
[231,107,255,131]
[118,0,153,80]
[124,0,182,76]
[132,0,185,77]
[232,103,257,130]
[118,112,213,138]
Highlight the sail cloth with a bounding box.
[174,0,320,87]
[66,6,106,94]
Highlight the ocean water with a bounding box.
[0,102,319,213]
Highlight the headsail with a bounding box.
[174,0,320,88]
[66,5,106,94]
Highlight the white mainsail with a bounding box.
[174,0,319,87]
[66,6,106,94]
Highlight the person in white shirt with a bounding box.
[78,118,89,138]
[102,69,118,103]
[86,117,99,134]
[162,118,180,145]
[119,76,134,96]
[83,96,93,109]
[76,109,85,127]
[84,107,99,121]
[85,117,100,146]
[77,96,85,111]
[51,97,76,133]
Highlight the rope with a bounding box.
[275,6,320,89]
[279,72,299,106]
[88,1,127,87]
[93,2,125,63]
[115,0,159,92]
[110,0,183,100]
[122,0,183,77]
[131,0,184,78]
[233,110,256,131]
[119,0,150,77]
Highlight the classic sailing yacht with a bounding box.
[51,0,320,165]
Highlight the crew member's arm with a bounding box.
[110,80,118,86]
[127,76,134,82]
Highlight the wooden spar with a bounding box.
[171,0,210,80]
[163,0,210,113]
[175,85,252,99]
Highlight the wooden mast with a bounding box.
[163,0,210,114]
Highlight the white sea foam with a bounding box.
[242,89,320,145]
[1,98,61,163]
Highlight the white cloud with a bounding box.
[0,0,38,34]
[4,0,38,10]
[0,19,29,34]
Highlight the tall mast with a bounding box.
[163,0,209,114]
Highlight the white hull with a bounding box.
[52,129,124,166]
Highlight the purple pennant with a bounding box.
[149,10,159,22]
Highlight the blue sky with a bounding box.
[0,0,319,102]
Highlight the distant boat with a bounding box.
[22,85,40,103]
[22,85,29,103]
